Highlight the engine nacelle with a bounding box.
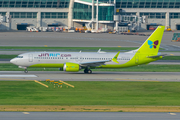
[63,62,81,72]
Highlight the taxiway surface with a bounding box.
[0,71,180,82]
[0,112,179,120]
[0,31,180,51]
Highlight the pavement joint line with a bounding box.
[0,75,37,77]
[59,80,74,88]
[169,113,176,115]
[22,112,29,114]
[34,80,48,88]
[115,78,159,82]
[0,78,33,81]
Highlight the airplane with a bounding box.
[10,26,165,74]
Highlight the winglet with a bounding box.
[112,51,120,63]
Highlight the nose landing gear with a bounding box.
[18,66,28,73]
[24,69,28,73]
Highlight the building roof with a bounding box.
[75,0,114,6]
[78,0,104,4]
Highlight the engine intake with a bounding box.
[63,62,81,72]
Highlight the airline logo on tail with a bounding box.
[148,40,159,49]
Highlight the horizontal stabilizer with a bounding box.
[148,54,167,58]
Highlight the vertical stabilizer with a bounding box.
[137,26,165,55]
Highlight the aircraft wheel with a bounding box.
[84,69,88,73]
[88,70,92,74]
[24,69,28,73]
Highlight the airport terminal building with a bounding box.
[1,0,180,30]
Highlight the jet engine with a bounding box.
[63,62,81,72]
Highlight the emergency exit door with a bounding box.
[135,55,139,64]
[29,54,33,62]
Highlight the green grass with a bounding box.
[0,46,138,51]
[161,56,180,60]
[0,63,180,72]
[0,55,17,59]
[0,81,180,105]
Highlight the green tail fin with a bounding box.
[137,26,165,55]
[112,51,120,63]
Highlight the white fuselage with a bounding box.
[10,51,135,67]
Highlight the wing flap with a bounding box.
[80,60,110,67]
[79,51,120,67]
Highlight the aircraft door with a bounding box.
[135,55,139,64]
[29,54,33,62]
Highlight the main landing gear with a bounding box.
[84,68,92,74]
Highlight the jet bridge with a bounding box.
[114,14,148,32]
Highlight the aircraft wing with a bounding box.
[79,51,120,67]
[80,60,110,67]
[148,54,167,58]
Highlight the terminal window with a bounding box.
[73,2,114,21]
[0,12,6,16]
[41,12,68,19]
[116,0,180,8]
[140,12,165,19]
[0,0,70,8]
[170,13,180,19]
[10,12,37,18]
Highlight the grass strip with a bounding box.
[0,63,180,72]
[161,56,180,60]
[0,55,17,59]
[0,81,180,106]
[1,105,180,112]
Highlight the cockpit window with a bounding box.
[16,56,23,58]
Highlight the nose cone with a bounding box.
[10,58,17,64]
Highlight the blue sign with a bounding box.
[150,23,157,25]
[21,23,28,25]
[52,23,58,25]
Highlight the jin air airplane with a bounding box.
[10,26,165,74]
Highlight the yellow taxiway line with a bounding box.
[34,80,48,88]
[59,80,74,88]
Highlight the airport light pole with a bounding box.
[96,0,98,31]
[92,0,94,30]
